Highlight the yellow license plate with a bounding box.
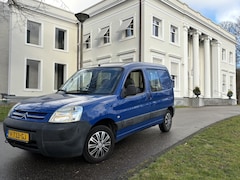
[8,130,29,143]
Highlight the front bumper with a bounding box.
[3,117,92,158]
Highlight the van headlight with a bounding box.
[8,103,20,117]
[49,106,83,123]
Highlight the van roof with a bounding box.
[90,62,167,69]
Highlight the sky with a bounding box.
[180,0,240,23]
[43,0,240,24]
[1,0,239,23]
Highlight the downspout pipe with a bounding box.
[139,0,142,62]
[76,23,80,70]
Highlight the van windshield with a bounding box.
[59,67,123,95]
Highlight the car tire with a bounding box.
[83,125,115,163]
[159,110,172,132]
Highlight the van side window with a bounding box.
[146,69,162,92]
[123,70,145,96]
[158,69,172,89]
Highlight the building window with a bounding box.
[96,26,110,45]
[171,62,179,89]
[153,57,162,64]
[54,63,66,90]
[84,33,91,49]
[118,17,134,38]
[170,25,178,43]
[222,74,226,93]
[151,52,165,64]
[125,18,134,37]
[119,53,135,62]
[121,58,133,62]
[152,17,162,38]
[27,20,41,45]
[26,59,41,89]
[222,48,226,61]
[97,58,111,65]
[103,27,110,44]
[230,76,233,90]
[55,28,67,50]
[229,51,233,64]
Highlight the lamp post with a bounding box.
[75,13,89,69]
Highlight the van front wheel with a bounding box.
[83,125,115,163]
[159,110,172,132]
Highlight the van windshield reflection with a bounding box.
[59,67,122,95]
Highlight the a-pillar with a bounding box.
[193,30,201,88]
[183,25,189,97]
[203,35,212,98]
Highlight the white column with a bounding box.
[211,40,221,98]
[193,30,200,88]
[183,25,189,97]
[203,35,211,98]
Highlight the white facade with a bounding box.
[0,0,77,97]
[0,2,10,95]
[80,0,236,103]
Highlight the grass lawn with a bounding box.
[0,104,13,122]
[130,116,240,180]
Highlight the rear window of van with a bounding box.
[146,69,172,90]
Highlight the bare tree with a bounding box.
[0,0,70,28]
[220,19,240,67]
[0,0,44,29]
[220,18,240,103]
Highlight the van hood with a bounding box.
[16,92,113,113]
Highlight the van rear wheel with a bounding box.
[159,110,172,132]
[83,125,115,163]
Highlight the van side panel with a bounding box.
[115,67,174,141]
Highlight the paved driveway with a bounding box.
[1,106,240,180]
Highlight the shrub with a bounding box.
[193,86,201,98]
[227,90,233,99]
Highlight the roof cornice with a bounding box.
[161,0,236,43]
[82,0,126,17]
[81,0,236,44]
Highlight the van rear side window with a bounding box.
[157,69,172,89]
[146,69,172,91]
[146,69,162,92]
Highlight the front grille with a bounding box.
[11,110,47,121]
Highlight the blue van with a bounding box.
[3,62,174,163]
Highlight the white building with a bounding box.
[0,0,77,98]
[79,0,236,105]
[0,0,236,105]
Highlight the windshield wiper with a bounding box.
[57,89,67,93]
[79,90,90,94]
[59,90,90,94]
